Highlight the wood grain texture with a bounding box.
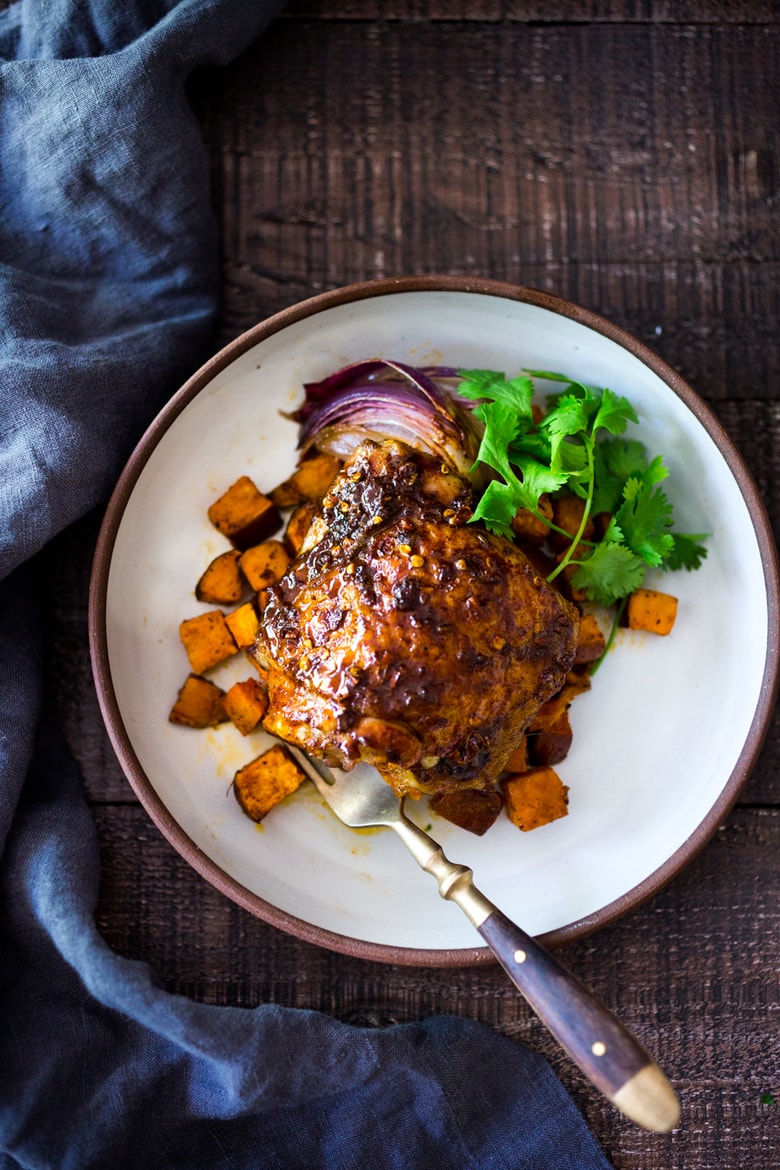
[283,1,780,24]
[189,20,779,399]
[89,802,779,1167]
[41,4,780,1167]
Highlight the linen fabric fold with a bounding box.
[0,2,614,1166]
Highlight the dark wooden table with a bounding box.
[43,3,779,1167]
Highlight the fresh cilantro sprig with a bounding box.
[457,368,708,607]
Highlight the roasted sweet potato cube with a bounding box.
[207,476,282,551]
[503,767,569,832]
[284,499,318,556]
[549,496,596,551]
[224,600,260,650]
[503,737,528,773]
[564,668,592,700]
[270,453,343,508]
[573,612,606,666]
[527,708,573,766]
[179,610,238,674]
[554,545,589,603]
[224,678,269,736]
[511,494,553,546]
[195,549,244,605]
[168,674,227,728]
[269,479,304,510]
[239,539,291,592]
[530,674,588,729]
[430,789,503,836]
[233,744,307,822]
[628,588,678,636]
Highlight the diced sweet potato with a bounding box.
[511,494,553,546]
[430,789,503,836]
[233,744,307,822]
[195,549,244,605]
[527,708,573,766]
[627,588,678,636]
[270,453,343,508]
[549,496,596,551]
[179,610,238,674]
[207,476,282,551]
[573,612,606,666]
[568,665,590,684]
[530,674,589,729]
[503,737,528,773]
[168,674,228,728]
[524,670,588,767]
[224,600,260,650]
[554,545,589,603]
[284,499,318,556]
[224,678,269,736]
[503,766,570,832]
[564,668,593,700]
[239,539,291,592]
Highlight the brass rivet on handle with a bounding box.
[513,949,527,964]
[592,1041,607,1057]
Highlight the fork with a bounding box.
[286,744,681,1133]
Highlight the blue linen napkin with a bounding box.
[0,2,616,1166]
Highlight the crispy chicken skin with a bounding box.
[253,440,579,798]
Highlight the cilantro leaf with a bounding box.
[570,542,647,606]
[642,453,669,487]
[508,428,553,466]
[591,439,649,514]
[470,400,522,479]
[665,532,710,572]
[455,367,709,607]
[511,455,570,510]
[556,441,589,475]
[615,480,675,567]
[456,368,506,396]
[470,479,519,538]
[597,437,650,481]
[457,369,535,417]
[591,387,639,436]
[539,393,590,468]
[601,516,625,544]
[524,369,579,384]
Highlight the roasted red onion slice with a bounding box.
[294,360,482,478]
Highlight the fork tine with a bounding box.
[284,743,337,797]
[284,743,400,828]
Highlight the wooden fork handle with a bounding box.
[478,909,680,1133]
[391,815,680,1133]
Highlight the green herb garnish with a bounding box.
[457,368,708,608]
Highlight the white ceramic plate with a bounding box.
[90,277,779,964]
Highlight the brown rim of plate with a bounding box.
[88,274,780,967]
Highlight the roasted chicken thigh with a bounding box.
[253,439,579,798]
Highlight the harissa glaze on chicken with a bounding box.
[250,438,579,799]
